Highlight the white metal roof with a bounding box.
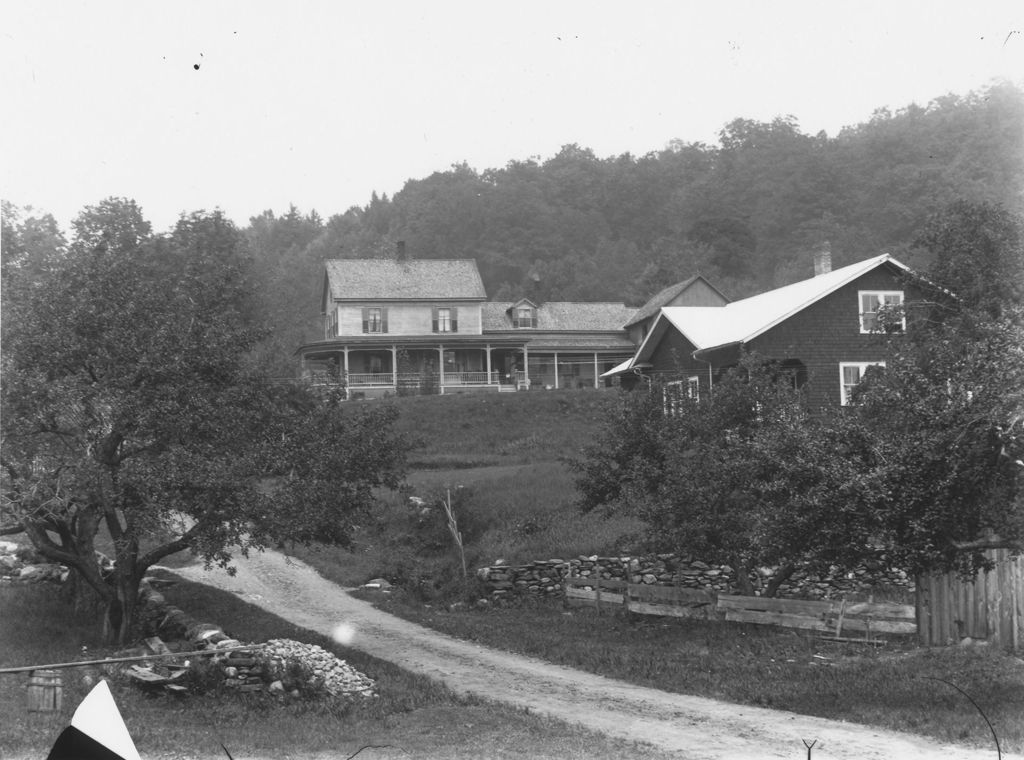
[632,254,909,362]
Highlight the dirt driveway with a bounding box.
[177,550,1015,760]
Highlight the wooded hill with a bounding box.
[7,83,1023,376]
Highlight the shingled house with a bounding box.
[605,252,920,408]
[296,258,637,397]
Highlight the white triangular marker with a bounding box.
[70,680,142,760]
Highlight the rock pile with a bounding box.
[136,583,376,700]
[0,540,67,584]
[255,639,376,698]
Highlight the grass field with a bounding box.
[0,581,676,760]
[290,391,647,589]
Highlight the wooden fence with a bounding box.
[564,576,916,641]
[916,549,1024,650]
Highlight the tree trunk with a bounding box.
[103,571,142,645]
[731,557,755,596]
[763,562,796,598]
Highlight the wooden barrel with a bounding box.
[27,669,63,712]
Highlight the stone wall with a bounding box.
[476,553,914,601]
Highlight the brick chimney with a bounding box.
[814,242,832,276]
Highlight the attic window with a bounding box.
[859,291,904,333]
[513,305,537,328]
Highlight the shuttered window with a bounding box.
[432,306,458,333]
[362,307,388,334]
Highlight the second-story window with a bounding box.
[859,291,904,333]
[362,307,388,334]
[432,306,459,333]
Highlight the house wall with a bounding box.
[667,280,729,308]
[748,265,920,409]
[644,264,919,407]
[646,328,711,395]
[335,302,483,336]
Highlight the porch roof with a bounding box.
[297,335,527,355]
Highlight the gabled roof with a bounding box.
[323,259,487,302]
[482,302,637,332]
[620,254,911,371]
[624,275,729,328]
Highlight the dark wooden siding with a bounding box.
[647,328,712,396]
[747,265,919,409]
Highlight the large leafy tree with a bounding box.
[1,200,406,643]
[849,201,1024,574]
[574,358,861,595]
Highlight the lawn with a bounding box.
[0,581,677,760]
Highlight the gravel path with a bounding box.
[177,549,1016,760]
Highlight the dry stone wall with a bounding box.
[476,553,913,601]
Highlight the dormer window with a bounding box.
[513,305,537,328]
[859,291,904,333]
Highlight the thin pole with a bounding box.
[0,645,254,675]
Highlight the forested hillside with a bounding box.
[5,83,1022,376]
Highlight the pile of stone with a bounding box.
[476,552,914,601]
[135,583,376,700]
[254,639,376,698]
[0,540,67,584]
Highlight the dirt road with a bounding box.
[177,550,1014,760]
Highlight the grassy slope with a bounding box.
[0,582,674,760]
[296,389,645,587]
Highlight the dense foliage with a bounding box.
[1,200,407,642]
[574,201,1024,582]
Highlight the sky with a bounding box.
[3,1,1022,234]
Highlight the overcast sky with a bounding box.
[4,1,1022,234]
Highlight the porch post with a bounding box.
[343,347,350,400]
[485,345,492,384]
[554,351,559,390]
[593,353,599,388]
[391,345,398,391]
[523,343,530,389]
[438,344,445,394]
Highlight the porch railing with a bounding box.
[347,372,398,386]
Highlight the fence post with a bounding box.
[595,564,602,616]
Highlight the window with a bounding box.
[432,306,458,333]
[663,377,699,415]
[859,291,904,333]
[839,361,885,405]
[687,376,700,402]
[513,306,537,328]
[362,307,388,334]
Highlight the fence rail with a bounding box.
[564,577,916,639]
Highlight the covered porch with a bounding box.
[298,337,526,398]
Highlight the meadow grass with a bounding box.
[0,582,677,760]
[384,388,614,468]
[364,594,1024,753]
[288,459,646,590]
